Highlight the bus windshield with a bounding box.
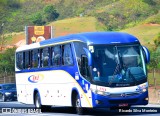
[91,44,147,87]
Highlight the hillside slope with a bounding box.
[11,16,160,48]
[121,24,160,47]
[49,17,100,37]
[11,17,103,46]
[1,0,160,32]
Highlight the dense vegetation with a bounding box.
[0,47,16,80]
[0,0,160,32]
[149,33,160,70]
[93,0,159,30]
[0,0,59,32]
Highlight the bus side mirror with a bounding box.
[83,47,92,66]
[142,46,150,64]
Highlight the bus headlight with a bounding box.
[91,89,110,96]
[137,83,148,93]
[5,92,11,96]
[142,88,147,92]
[97,91,103,95]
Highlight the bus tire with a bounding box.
[2,95,6,102]
[75,94,84,115]
[34,93,51,112]
[34,93,41,109]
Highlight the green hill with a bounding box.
[49,17,102,37]
[9,16,159,50]
[121,24,160,47]
[0,0,160,49]
[0,0,160,32]
[10,16,104,45]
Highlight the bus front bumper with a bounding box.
[91,91,148,108]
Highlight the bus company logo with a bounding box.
[28,74,44,83]
[121,93,126,97]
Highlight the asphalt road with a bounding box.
[0,101,160,116]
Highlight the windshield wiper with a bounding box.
[117,50,124,70]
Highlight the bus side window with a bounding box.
[73,42,91,81]
[62,44,73,66]
[81,55,90,80]
[42,47,50,67]
[16,52,23,70]
[24,51,30,69]
[31,49,39,68]
[51,46,61,66]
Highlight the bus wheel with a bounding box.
[2,95,6,102]
[34,93,41,108]
[75,95,84,115]
[34,93,51,112]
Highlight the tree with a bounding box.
[7,0,21,9]
[148,47,160,89]
[0,47,16,81]
[0,47,16,83]
[31,12,45,25]
[43,5,59,22]
[154,33,160,47]
[148,50,159,70]
[0,23,6,51]
[142,0,156,5]
[120,0,150,23]
[148,33,160,70]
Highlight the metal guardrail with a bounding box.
[0,76,15,84]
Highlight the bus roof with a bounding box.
[40,32,139,46]
[16,32,140,52]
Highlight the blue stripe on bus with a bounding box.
[15,66,75,73]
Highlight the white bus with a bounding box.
[15,32,150,114]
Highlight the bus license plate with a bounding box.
[119,103,128,107]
